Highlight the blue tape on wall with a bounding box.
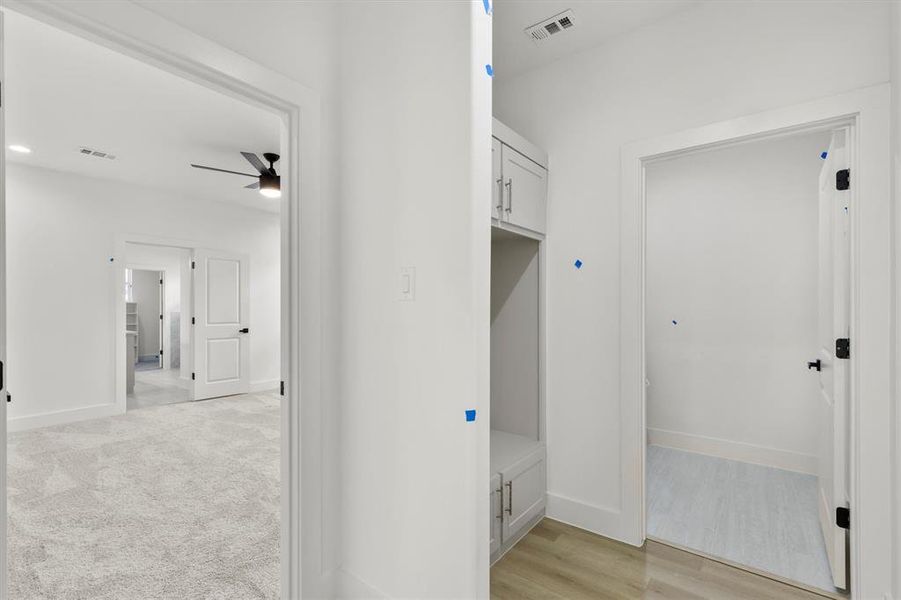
[465,409,477,422]
[672,320,678,325]
[820,151,828,159]
[482,0,491,15]
[485,64,493,77]
[574,259,583,269]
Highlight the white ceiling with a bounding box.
[493,0,700,79]
[3,10,282,212]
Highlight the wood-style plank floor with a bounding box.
[491,519,830,600]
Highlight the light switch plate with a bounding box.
[399,267,416,301]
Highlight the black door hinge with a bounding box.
[836,506,850,529]
[159,314,163,320]
[191,317,195,325]
[836,338,850,359]
[191,261,196,269]
[280,380,285,396]
[6,393,10,404]
[191,372,195,380]
[836,169,850,191]
[159,349,163,356]
[159,278,163,285]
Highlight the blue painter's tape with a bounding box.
[482,0,491,15]
[820,151,828,159]
[672,320,678,325]
[485,64,493,77]
[574,259,583,269]
[465,409,476,422]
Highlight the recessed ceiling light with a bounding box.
[8,145,31,154]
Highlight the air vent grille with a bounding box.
[524,9,576,45]
[78,146,116,160]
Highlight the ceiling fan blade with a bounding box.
[240,152,268,175]
[191,164,258,178]
[245,181,260,190]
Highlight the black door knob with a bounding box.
[239,328,250,334]
[807,359,821,372]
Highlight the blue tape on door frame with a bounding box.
[482,0,491,15]
[485,64,493,77]
[574,259,583,269]
[465,409,476,422]
[820,151,828,159]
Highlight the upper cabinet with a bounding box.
[492,118,548,237]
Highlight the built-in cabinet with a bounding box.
[492,120,548,237]
[490,119,548,564]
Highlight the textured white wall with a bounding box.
[646,130,830,473]
[6,164,280,427]
[494,0,890,540]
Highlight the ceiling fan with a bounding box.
[190,151,281,198]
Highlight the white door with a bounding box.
[492,138,503,222]
[192,249,251,400]
[501,144,547,235]
[814,129,850,590]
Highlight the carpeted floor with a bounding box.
[7,393,280,599]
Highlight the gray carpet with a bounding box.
[7,393,280,599]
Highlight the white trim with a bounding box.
[647,428,818,476]
[250,379,281,393]
[1,2,323,598]
[8,403,121,433]
[335,568,389,599]
[621,83,892,600]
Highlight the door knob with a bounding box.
[238,328,250,334]
[807,359,821,372]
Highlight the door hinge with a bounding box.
[280,380,285,396]
[835,338,850,359]
[159,314,163,320]
[191,372,195,380]
[191,317,195,325]
[6,393,10,404]
[836,506,850,529]
[159,278,163,285]
[159,349,163,356]
[191,261,196,269]
[836,169,850,191]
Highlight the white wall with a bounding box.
[491,234,539,439]
[494,0,890,569]
[335,2,491,597]
[126,243,190,374]
[892,3,901,597]
[646,131,829,475]
[6,163,280,430]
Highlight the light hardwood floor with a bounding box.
[491,519,830,600]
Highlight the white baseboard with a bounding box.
[8,402,125,432]
[546,492,639,546]
[648,427,817,475]
[250,379,280,393]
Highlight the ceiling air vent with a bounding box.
[78,146,116,160]
[524,9,576,45]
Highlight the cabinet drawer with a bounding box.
[500,446,546,541]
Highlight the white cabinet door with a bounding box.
[193,249,251,400]
[501,145,547,235]
[500,447,546,541]
[490,473,502,555]
[492,138,503,222]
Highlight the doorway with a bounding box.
[643,128,848,594]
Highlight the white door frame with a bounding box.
[1,2,324,598]
[621,84,891,599]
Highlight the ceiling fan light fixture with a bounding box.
[259,172,281,198]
